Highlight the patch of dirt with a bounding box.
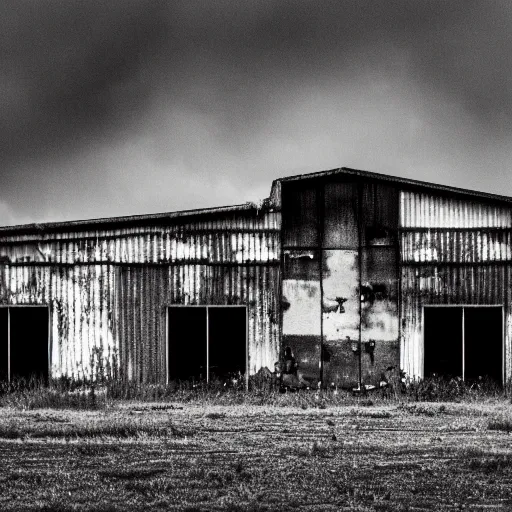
[0,402,511,510]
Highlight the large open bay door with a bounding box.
[167,306,247,383]
[0,306,50,382]
[424,306,503,384]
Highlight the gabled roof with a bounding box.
[1,166,511,235]
[273,166,512,205]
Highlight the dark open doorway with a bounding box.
[0,306,49,382]
[167,306,247,383]
[464,307,502,383]
[0,308,7,381]
[208,307,247,380]
[424,306,503,384]
[424,307,462,379]
[167,306,207,381]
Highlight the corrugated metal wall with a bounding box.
[399,190,512,380]
[400,191,512,228]
[0,210,281,381]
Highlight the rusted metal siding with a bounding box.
[400,191,512,228]
[282,183,319,247]
[323,182,358,249]
[0,212,281,265]
[401,230,511,263]
[0,264,116,379]
[0,210,280,381]
[399,190,512,380]
[117,264,280,382]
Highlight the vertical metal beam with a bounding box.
[318,182,324,386]
[278,188,285,381]
[47,306,51,383]
[462,307,465,381]
[504,262,509,392]
[357,182,363,391]
[397,189,403,377]
[356,182,363,391]
[206,306,209,383]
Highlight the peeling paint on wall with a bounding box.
[0,209,281,382]
[322,250,360,387]
[360,247,399,385]
[282,250,321,384]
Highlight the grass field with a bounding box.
[1,389,512,511]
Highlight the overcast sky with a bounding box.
[1,0,512,226]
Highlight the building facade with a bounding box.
[0,168,511,387]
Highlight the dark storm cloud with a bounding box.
[0,0,169,165]
[1,0,512,224]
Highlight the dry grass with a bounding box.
[0,399,511,511]
[0,373,508,412]
[0,377,511,510]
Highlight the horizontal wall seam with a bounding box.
[0,261,282,268]
[400,261,512,266]
[0,228,282,245]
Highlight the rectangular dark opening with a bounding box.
[464,307,502,384]
[167,306,207,381]
[9,307,49,383]
[424,306,503,385]
[0,309,7,381]
[208,307,247,379]
[167,306,247,382]
[424,307,462,379]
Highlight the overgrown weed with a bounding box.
[468,455,512,472]
[0,418,171,440]
[488,418,512,432]
[0,368,509,411]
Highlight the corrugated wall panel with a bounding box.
[0,211,281,266]
[0,264,117,380]
[401,230,510,263]
[400,264,508,379]
[113,259,280,382]
[0,208,281,382]
[400,191,512,228]
[399,190,512,381]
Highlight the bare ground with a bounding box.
[1,400,512,511]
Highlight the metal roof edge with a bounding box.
[0,202,257,235]
[278,166,512,204]
[2,165,511,236]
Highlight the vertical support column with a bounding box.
[357,183,363,391]
[318,183,324,386]
[48,306,51,382]
[462,307,465,381]
[206,306,209,383]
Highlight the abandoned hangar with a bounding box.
[0,167,511,387]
